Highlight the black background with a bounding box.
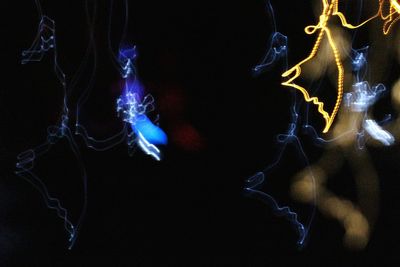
[2,0,400,265]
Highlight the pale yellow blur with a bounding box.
[282,0,400,133]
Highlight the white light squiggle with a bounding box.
[137,132,161,161]
[364,119,395,146]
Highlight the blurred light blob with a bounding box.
[116,46,167,160]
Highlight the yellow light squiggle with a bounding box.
[282,0,400,133]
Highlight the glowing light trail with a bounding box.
[282,0,400,133]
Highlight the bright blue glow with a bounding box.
[116,45,168,159]
[133,116,168,145]
[17,0,166,250]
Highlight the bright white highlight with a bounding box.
[137,132,161,161]
[364,119,395,146]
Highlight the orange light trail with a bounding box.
[282,0,400,133]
